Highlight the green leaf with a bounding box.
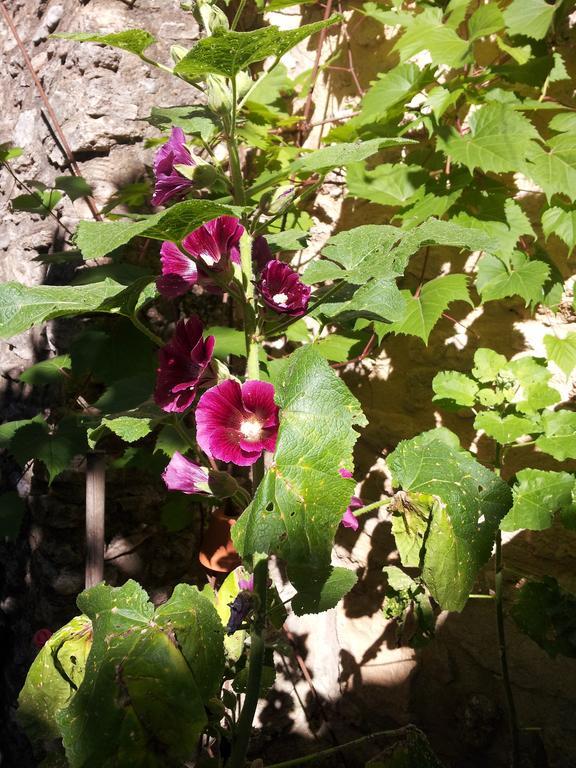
[393,6,470,68]
[526,134,576,200]
[501,469,576,531]
[358,63,432,124]
[475,252,550,306]
[468,3,505,40]
[206,326,246,359]
[232,347,365,614]
[12,189,62,214]
[155,584,225,702]
[10,418,88,483]
[386,274,471,344]
[318,279,407,324]
[18,615,92,743]
[506,356,561,414]
[160,496,198,532]
[88,413,155,447]
[75,200,240,260]
[145,105,218,142]
[474,412,537,444]
[549,113,576,134]
[0,491,25,539]
[19,354,71,385]
[544,333,576,378]
[471,348,508,383]
[312,331,369,363]
[0,143,23,162]
[174,16,340,79]
[542,205,576,251]
[54,176,93,201]
[432,371,478,408]
[388,429,512,611]
[536,410,576,461]
[0,279,140,339]
[503,0,558,41]
[58,581,211,768]
[347,162,426,207]
[290,565,358,615]
[292,138,410,174]
[437,103,539,174]
[511,578,576,658]
[55,29,156,57]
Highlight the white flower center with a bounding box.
[239,419,262,441]
[272,292,288,306]
[201,251,216,266]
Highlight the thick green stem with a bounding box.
[227,557,268,768]
[240,231,260,381]
[226,76,246,206]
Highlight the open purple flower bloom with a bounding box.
[154,317,215,413]
[152,127,196,207]
[341,496,363,531]
[162,451,210,494]
[258,260,311,317]
[195,379,279,466]
[156,241,199,298]
[182,216,244,271]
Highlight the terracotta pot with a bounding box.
[199,508,241,573]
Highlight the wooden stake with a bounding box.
[85,452,106,588]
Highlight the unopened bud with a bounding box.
[197,0,229,35]
[268,184,296,215]
[208,470,241,499]
[206,74,233,116]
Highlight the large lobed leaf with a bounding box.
[57,580,224,768]
[500,469,576,531]
[174,16,340,79]
[232,346,366,615]
[387,429,512,611]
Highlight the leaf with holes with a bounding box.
[232,346,366,615]
[501,469,576,531]
[386,274,471,344]
[387,429,512,611]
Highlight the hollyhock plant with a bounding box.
[152,127,196,206]
[154,316,215,413]
[258,259,311,317]
[162,451,210,494]
[195,379,279,466]
[182,215,244,271]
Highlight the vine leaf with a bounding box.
[57,581,222,768]
[75,200,241,260]
[437,103,539,174]
[544,333,576,378]
[432,371,478,408]
[475,252,550,305]
[292,138,411,174]
[535,411,576,461]
[10,417,88,484]
[387,429,512,611]
[511,578,576,659]
[501,469,576,531]
[55,30,156,57]
[503,0,559,41]
[393,6,470,68]
[474,412,538,445]
[526,135,576,201]
[174,16,340,79]
[386,274,471,344]
[542,205,576,251]
[232,346,366,615]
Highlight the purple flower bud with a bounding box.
[162,451,210,494]
[156,241,199,298]
[226,591,255,635]
[152,127,196,207]
[182,216,244,272]
[154,317,215,413]
[341,496,363,531]
[195,379,279,466]
[252,235,273,273]
[258,260,311,317]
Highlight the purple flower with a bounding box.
[235,567,254,592]
[339,468,354,479]
[258,260,311,317]
[252,235,273,273]
[156,241,199,298]
[162,451,210,494]
[154,317,215,413]
[341,496,363,531]
[195,379,279,466]
[182,216,244,272]
[152,127,196,207]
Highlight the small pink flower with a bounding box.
[235,568,254,592]
[162,451,210,494]
[195,379,279,466]
[152,127,196,206]
[339,468,354,479]
[156,241,199,298]
[258,260,311,317]
[32,628,53,649]
[341,496,363,531]
[182,216,244,272]
[154,317,215,413]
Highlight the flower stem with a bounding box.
[227,556,268,768]
[345,498,388,519]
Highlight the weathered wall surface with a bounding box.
[1,2,576,767]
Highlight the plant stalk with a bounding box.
[227,556,268,768]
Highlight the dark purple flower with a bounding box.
[152,127,196,207]
[154,317,215,413]
[195,379,279,466]
[156,241,199,298]
[226,591,255,635]
[341,496,363,531]
[182,216,244,271]
[258,260,311,317]
[162,451,210,494]
[252,235,273,273]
